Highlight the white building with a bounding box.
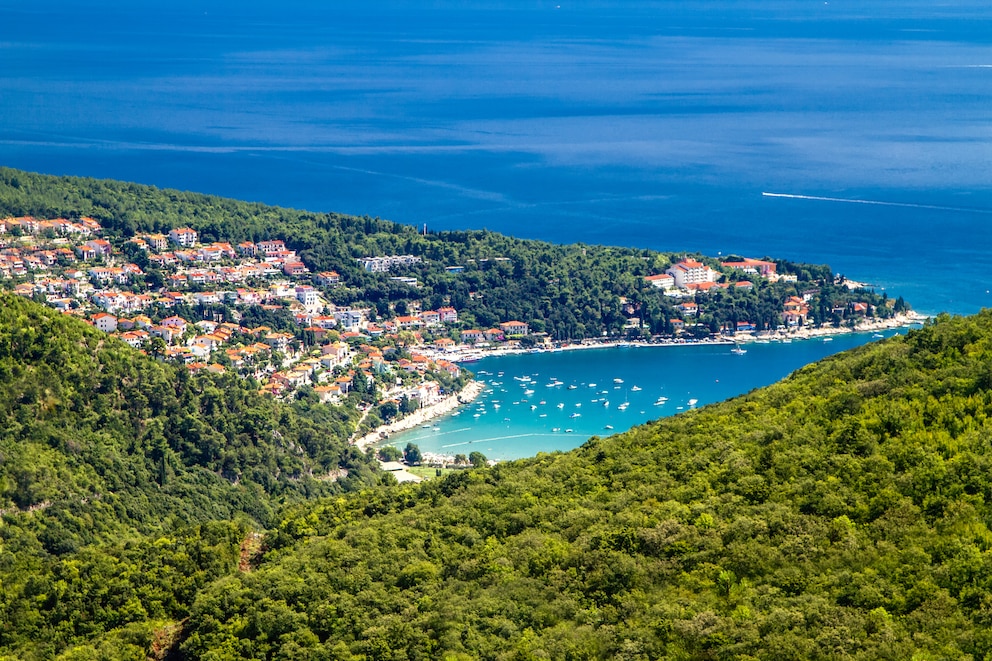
[666,259,717,289]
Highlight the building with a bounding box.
[358,255,421,272]
[721,258,777,278]
[499,320,529,336]
[666,259,718,289]
[645,274,675,289]
[295,285,320,307]
[168,227,198,247]
[92,312,118,333]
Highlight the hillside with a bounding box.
[169,311,992,660]
[7,310,992,658]
[0,296,378,658]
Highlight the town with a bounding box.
[0,215,907,432]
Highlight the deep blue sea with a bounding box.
[2,1,990,458]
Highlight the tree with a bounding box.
[377,446,403,462]
[469,451,487,468]
[404,443,423,465]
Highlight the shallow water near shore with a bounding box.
[387,330,906,461]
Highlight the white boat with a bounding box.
[557,403,565,409]
[731,345,747,355]
[524,389,535,395]
[568,384,578,390]
[603,400,610,407]
[570,413,581,418]
[588,383,597,388]
[631,385,642,391]
[823,337,833,342]
[530,405,537,410]
[604,425,614,430]
[688,398,698,407]
[654,398,667,405]
[575,403,581,408]
[613,378,624,384]
[618,403,629,410]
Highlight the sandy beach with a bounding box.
[353,380,485,451]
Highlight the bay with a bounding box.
[1,1,988,459]
[387,330,906,461]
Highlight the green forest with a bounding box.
[4,294,992,658]
[0,167,896,340]
[0,169,972,660]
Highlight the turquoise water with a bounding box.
[388,331,904,460]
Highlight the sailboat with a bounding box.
[731,343,747,355]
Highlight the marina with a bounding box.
[385,328,914,461]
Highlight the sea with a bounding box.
[2,1,990,458]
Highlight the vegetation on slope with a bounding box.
[0,296,377,658]
[160,311,992,660]
[0,167,896,340]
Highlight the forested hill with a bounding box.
[0,167,894,338]
[165,311,992,659]
[0,295,382,659]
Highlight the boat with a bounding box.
[688,398,698,407]
[731,344,747,355]
[557,402,565,409]
[654,398,667,405]
[604,425,614,430]
[631,385,642,391]
[568,384,578,390]
[603,400,610,407]
[588,383,597,388]
[524,389,535,395]
[552,427,561,432]
[530,405,537,410]
[613,378,624,384]
[575,403,581,408]
[570,412,581,418]
[565,429,573,433]
[823,337,833,342]
[618,402,629,410]
[872,333,884,338]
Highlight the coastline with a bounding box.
[426,311,929,364]
[353,380,486,451]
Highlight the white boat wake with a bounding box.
[762,192,991,214]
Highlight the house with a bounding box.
[283,261,309,276]
[146,233,169,251]
[169,227,198,247]
[295,285,320,307]
[666,258,718,289]
[83,239,113,257]
[499,320,529,336]
[671,318,685,331]
[484,328,505,342]
[238,241,257,256]
[160,315,189,333]
[783,296,810,326]
[677,301,699,317]
[460,329,484,344]
[256,239,286,255]
[395,315,422,330]
[92,312,118,333]
[315,271,341,286]
[437,307,458,323]
[419,310,441,327]
[645,274,675,290]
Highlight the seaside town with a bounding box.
[0,214,921,458]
